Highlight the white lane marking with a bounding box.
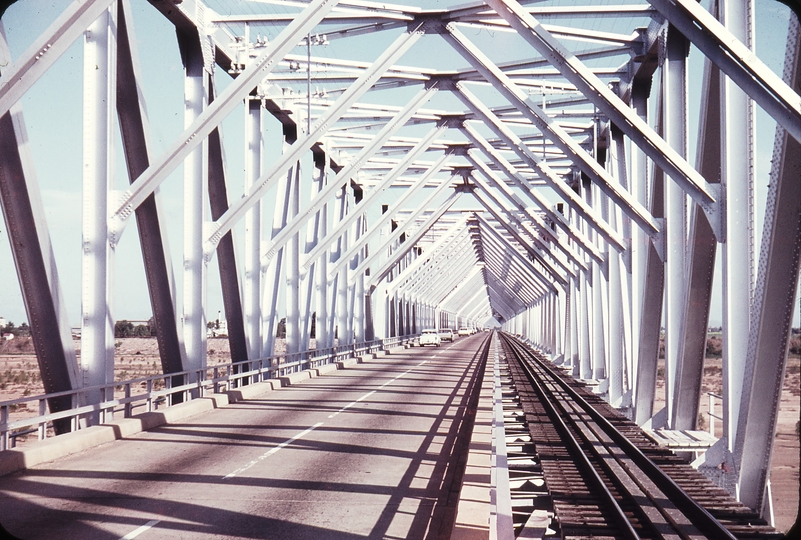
[328,359,429,419]
[223,422,324,479]
[119,520,160,539]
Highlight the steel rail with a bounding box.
[499,333,739,540]
[499,334,639,539]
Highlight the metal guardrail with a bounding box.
[0,336,414,451]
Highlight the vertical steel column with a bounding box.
[720,0,755,451]
[304,150,326,350]
[179,24,207,377]
[333,185,349,345]
[635,85,667,427]
[567,276,579,369]
[244,99,263,359]
[663,26,689,426]
[579,272,593,379]
[672,55,721,431]
[262,125,295,357]
[82,6,116,412]
[589,180,606,380]
[735,15,801,515]
[352,213,366,343]
[608,126,629,407]
[285,160,301,355]
[207,85,248,364]
[630,80,651,396]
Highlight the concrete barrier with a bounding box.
[278,370,313,386]
[225,380,281,403]
[0,394,229,478]
[312,364,338,377]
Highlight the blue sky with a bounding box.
[0,0,795,328]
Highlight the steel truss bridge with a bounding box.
[0,0,799,528]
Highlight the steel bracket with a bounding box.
[700,183,723,242]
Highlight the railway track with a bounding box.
[498,332,781,540]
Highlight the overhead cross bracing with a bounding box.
[0,0,799,529]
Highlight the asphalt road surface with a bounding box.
[0,334,489,539]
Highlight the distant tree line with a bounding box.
[114,319,156,338]
[0,321,30,337]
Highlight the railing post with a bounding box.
[1,404,8,451]
[38,399,47,440]
[708,392,715,436]
[124,383,132,418]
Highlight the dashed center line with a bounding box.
[223,356,432,479]
[119,520,160,539]
[223,422,324,479]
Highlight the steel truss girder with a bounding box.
[403,240,478,302]
[333,153,453,282]
[461,123,602,264]
[469,174,575,280]
[484,0,718,212]
[734,17,801,515]
[648,0,801,143]
[473,192,569,285]
[354,191,461,282]
[264,86,439,270]
[456,84,625,255]
[116,0,186,374]
[416,253,477,305]
[207,27,423,256]
[484,271,526,319]
[300,122,447,272]
[109,0,341,236]
[444,25,659,237]
[474,212,560,295]
[672,55,720,431]
[0,0,116,119]
[449,268,487,318]
[384,216,471,295]
[0,25,80,433]
[479,227,550,301]
[442,269,488,313]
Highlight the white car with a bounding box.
[419,328,441,347]
[439,328,454,342]
[457,327,471,337]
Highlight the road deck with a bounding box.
[0,334,489,539]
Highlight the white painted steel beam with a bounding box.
[300,122,447,272]
[108,0,340,234]
[0,0,116,119]
[263,86,439,269]
[474,213,560,294]
[82,5,116,413]
[445,26,659,237]
[484,0,717,211]
[735,17,801,514]
[353,191,461,283]
[207,27,424,255]
[719,0,755,456]
[455,89,622,254]
[460,122,603,264]
[469,175,574,280]
[382,215,471,293]
[648,0,801,143]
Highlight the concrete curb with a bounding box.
[451,348,494,539]
[0,395,229,478]
[225,380,281,403]
[0,351,389,477]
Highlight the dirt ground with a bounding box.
[1,338,799,532]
